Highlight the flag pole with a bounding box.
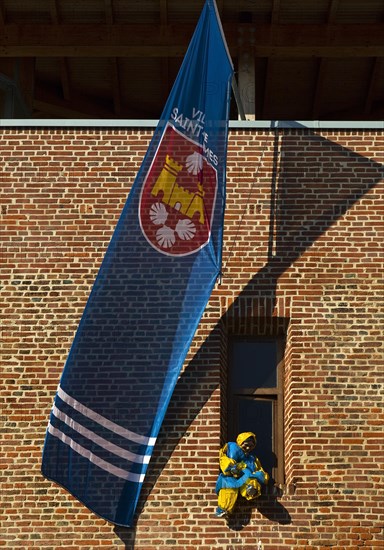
[212,0,247,120]
[212,0,232,69]
[231,75,247,121]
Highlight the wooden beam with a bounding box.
[15,58,35,114]
[238,49,255,120]
[105,0,114,25]
[0,14,3,27]
[2,44,382,59]
[159,0,169,104]
[364,57,382,116]
[271,0,281,25]
[104,4,120,115]
[159,0,168,26]
[0,2,5,26]
[59,57,71,101]
[262,58,275,119]
[50,0,59,24]
[50,0,72,103]
[111,57,122,115]
[237,19,256,119]
[0,45,186,58]
[0,23,383,57]
[312,58,327,119]
[327,0,339,24]
[0,59,15,79]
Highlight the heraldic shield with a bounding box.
[139,124,218,256]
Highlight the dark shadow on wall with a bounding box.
[221,128,383,332]
[114,131,383,546]
[274,128,383,264]
[114,526,136,550]
[225,486,292,531]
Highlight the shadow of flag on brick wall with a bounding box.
[41,0,233,528]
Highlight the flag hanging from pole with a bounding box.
[42,0,233,527]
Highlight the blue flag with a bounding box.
[42,0,233,527]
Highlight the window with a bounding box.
[228,337,285,485]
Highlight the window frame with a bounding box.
[227,336,285,485]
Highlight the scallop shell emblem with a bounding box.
[175,219,196,241]
[149,202,168,225]
[156,225,176,248]
[185,151,203,175]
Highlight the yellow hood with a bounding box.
[236,432,256,446]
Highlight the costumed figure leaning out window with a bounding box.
[215,432,269,519]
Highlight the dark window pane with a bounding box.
[231,340,277,389]
[236,397,276,478]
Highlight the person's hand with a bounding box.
[228,465,242,477]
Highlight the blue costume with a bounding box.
[215,432,268,518]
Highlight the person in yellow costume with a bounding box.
[215,432,269,519]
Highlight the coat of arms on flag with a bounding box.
[139,124,217,256]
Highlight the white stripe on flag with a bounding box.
[52,405,151,465]
[48,424,145,483]
[57,386,156,446]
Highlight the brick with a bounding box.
[1,127,383,549]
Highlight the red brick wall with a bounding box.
[1,127,383,549]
